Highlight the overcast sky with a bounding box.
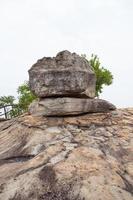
[0,0,133,107]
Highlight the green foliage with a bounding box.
[17,82,37,112]
[0,96,16,119]
[0,82,37,118]
[89,54,113,97]
[9,104,22,118]
[0,95,15,106]
[82,54,113,97]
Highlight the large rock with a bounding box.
[0,108,133,200]
[29,98,116,116]
[29,50,96,98]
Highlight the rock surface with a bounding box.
[29,98,116,116]
[29,50,96,98]
[0,108,133,200]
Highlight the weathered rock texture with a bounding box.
[28,50,116,116]
[29,50,96,98]
[29,98,116,116]
[0,108,133,200]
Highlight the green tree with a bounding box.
[82,54,113,97]
[9,104,22,118]
[0,95,15,106]
[17,81,37,112]
[0,95,16,119]
[0,82,37,119]
[89,54,113,97]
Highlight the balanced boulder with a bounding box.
[29,50,96,98]
[28,50,116,116]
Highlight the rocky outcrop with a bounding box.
[29,98,116,116]
[28,50,116,116]
[0,50,121,199]
[0,108,133,200]
[29,50,96,98]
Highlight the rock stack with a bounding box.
[28,50,116,116]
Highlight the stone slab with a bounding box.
[29,98,116,116]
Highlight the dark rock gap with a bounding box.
[0,155,35,165]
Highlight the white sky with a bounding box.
[0,0,133,108]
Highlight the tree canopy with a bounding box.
[17,82,37,112]
[0,82,37,118]
[83,54,113,97]
[0,95,15,106]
